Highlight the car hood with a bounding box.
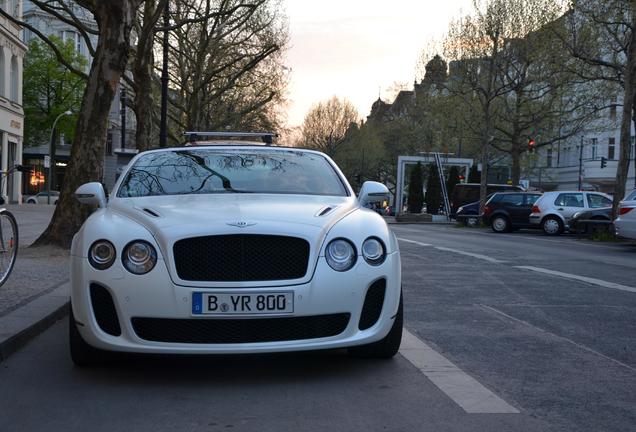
[109,193,355,230]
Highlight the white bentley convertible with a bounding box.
[69,133,402,366]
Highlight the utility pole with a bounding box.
[578,136,584,191]
[159,0,169,147]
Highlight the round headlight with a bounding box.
[122,240,157,275]
[325,238,356,272]
[362,237,386,265]
[89,240,116,270]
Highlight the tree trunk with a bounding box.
[613,6,636,219]
[511,142,521,186]
[34,1,141,248]
[133,0,165,152]
[133,66,154,152]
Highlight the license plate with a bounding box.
[192,292,293,315]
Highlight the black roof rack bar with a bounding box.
[184,131,278,145]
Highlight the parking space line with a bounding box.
[434,247,506,264]
[400,330,520,414]
[515,266,636,294]
[396,237,433,247]
[480,304,636,373]
[397,238,507,264]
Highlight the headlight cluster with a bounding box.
[325,237,386,271]
[88,239,157,275]
[88,240,116,270]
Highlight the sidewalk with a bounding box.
[0,204,70,362]
[384,214,456,224]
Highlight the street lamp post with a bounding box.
[578,136,584,191]
[48,111,72,204]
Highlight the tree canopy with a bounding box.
[23,37,87,147]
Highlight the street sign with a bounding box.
[44,156,50,168]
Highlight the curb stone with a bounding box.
[0,283,70,363]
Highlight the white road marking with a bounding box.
[398,236,636,292]
[396,237,432,247]
[515,266,636,294]
[398,238,506,263]
[434,246,506,264]
[480,304,636,373]
[399,330,520,414]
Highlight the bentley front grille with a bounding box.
[173,234,310,282]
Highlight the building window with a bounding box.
[590,138,598,159]
[546,149,553,167]
[0,50,4,98]
[608,137,615,160]
[62,31,82,53]
[10,55,18,102]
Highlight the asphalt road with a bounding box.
[1,225,635,432]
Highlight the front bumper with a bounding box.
[70,252,401,354]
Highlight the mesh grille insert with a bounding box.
[90,283,121,336]
[173,234,310,282]
[131,314,350,344]
[359,279,386,330]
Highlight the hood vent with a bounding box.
[315,205,337,217]
[142,208,161,218]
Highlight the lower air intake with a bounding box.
[359,279,386,330]
[131,314,350,344]
[90,283,121,336]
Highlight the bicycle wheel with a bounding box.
[0,210,18,287]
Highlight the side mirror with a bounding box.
[75,182,107,208]
[358,181,389,207]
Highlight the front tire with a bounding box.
[466,216,479,227]
[348,293,403,359]
[491,216,510,233]
[69,308,102,367]
[542,216,564,236]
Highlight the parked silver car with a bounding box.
[529,191,613,235]
[25,191,60,205]
[614,189,636,240]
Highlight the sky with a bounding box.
[284,0,473,127]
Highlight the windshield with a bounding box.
[117,148,348,198]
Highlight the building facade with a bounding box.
[527,96,636,195]
[0,0,26,203]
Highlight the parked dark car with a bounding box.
[482,192,543,233]
[569,207,612,234]
[456,194,495,226]
[450,183,524,218]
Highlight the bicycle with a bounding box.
[0,165,30,287]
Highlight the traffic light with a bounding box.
[600,157,607,168]
[528,138,536,153]
[458,174,465,181]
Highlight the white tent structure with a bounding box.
[395,154,474,214]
